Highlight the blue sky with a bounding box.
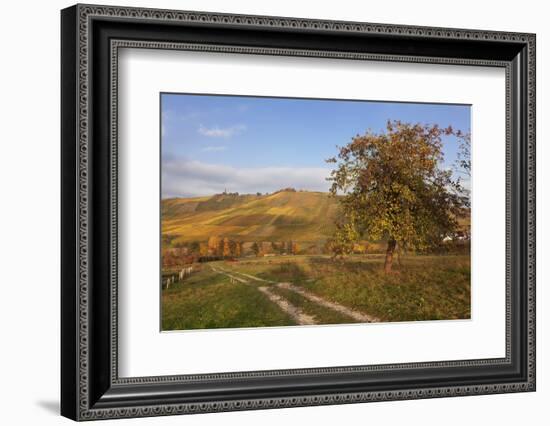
[161,93,470,198]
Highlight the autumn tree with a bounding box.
[285,240,297,255]
[189,241,200,254]
[207,236,221,256]
[222,237,231,258]
[234,242,242,257]
[251,242,260,257]
[327,120,468,273]
[228,240,238,257]
[455,131,471,177]
[199,243,209,256]
[162,249,177,268]
[324,213,364,260]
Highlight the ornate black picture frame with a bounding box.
[61,4,536,421]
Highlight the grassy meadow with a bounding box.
[162,253,470,330]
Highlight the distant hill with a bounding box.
[161,191,339,247]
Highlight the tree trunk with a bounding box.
[384,239,397,273]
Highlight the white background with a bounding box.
[119,49,505,377]
[0,0,547,425]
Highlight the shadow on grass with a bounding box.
[307,255,386,275]
[307,253,469,276]
[302,254,471,322]
[259,261,310,282]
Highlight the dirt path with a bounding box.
[257,287,317,325]
[226,268,379,323]
[210,265,378,324]
[210,266,317,324]
[277,282,379,323]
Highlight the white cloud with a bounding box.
[202,146,227,152]
[198,124,246,138]
[162,158,331,198]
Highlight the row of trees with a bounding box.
[219,188,298,197]
[203,237,300,258]
[164,238,303,261]
[207,236,242,258]
[162,249,195,268]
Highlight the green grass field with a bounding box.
[162,254,470,330]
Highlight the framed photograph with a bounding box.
[61,4,536,421]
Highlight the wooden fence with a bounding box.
[163,266,194,289]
